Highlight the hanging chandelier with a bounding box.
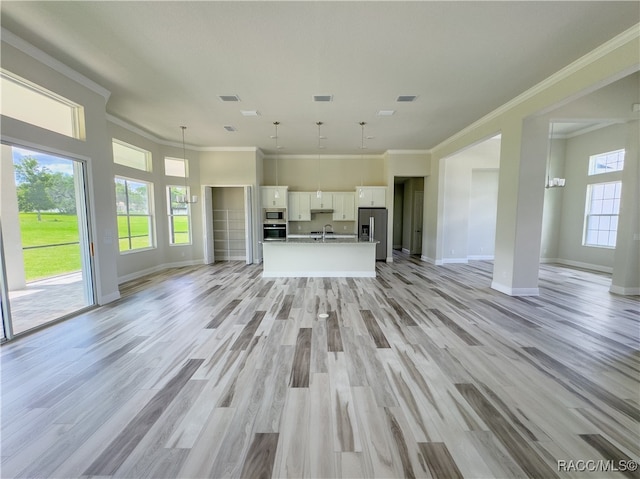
[177,126,197,204]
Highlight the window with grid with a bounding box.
[589,149,625,175]
[167,186,191,245]
[583,181,622,248]
[115,177,155,252]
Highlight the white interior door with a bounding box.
[203,186,215,264]
[244,186,253,264]
[413,191,424,255]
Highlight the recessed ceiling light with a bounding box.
[377,110,395,116]
[218,95,241,102]
[240,110,260,116]
[224,125,237,132]
[396,95,417,102]
[313,95,333,102]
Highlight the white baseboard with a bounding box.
[117,259,203,284]
[98,291,121,305]
[468,255,494,260]
[420,255,434,264]
[541,257,613,274]
[402,248,411,255]
[442,258,469,264]
[609,284,640,296]
[386,256,394,263]
[491,281,540,296]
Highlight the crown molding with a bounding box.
[2,27,111,101]
[263,153,384,160]
[107,114,259,151]
[433,23,640,153]
[386,149,430,155]
[200,146,259,152]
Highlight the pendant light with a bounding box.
[358,121,366,198]
[545,122,566,189]
[273,121,281,199]
[316,121,324,199]
[177,126,197,204]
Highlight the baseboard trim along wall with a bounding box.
[609,285,640,296]
[117,260,204,284]
[442,258,469,264]
[98,291,121,305]
[540,258,613,274]
[491,281,540,297]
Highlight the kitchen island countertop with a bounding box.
[262,237,377,277]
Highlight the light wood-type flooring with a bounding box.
[1,255,638,478]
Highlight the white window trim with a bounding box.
[115,176,156,253]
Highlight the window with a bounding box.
[167,186,191,245]
[113,140,152,172]
[164,157,187,177]
[589,149,625,175]
[0,69,85,139]
[115,177,154,252]
[584,181,622,248]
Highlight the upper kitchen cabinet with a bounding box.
[332,192,356,221]
[357,187,386,207]
[261,186,288,209]
[288,192,311,221]
[310,192,333,211]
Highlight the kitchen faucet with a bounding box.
[322,224,333,240]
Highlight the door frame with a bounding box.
[0,142,97,339]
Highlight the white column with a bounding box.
[492,117,548,296]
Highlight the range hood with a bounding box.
[310,208,334,214]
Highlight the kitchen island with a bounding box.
[262,236,378,277]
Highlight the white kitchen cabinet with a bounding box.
[310,192,333,210]
[261,186,288,209]
[332,192,356,221]
[356,187,386,207]
[288,192,311,221]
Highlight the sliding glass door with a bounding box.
[0,144,95,337]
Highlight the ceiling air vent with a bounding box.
[313,95,333,102]
[218,95,241,102]
[396,95,417,102]
[224,125,237,132]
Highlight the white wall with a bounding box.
[441,138,500,263]
[468,169,499,259]
[108,121,205,282]
[556,124,627,271]
[426,26,638,294]
[1,34,120,304]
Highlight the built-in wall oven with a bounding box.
[263,223,287,241]
[263,208,287,241]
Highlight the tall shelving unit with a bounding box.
[213,209,246,260]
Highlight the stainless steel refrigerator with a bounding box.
[358,208,388,261]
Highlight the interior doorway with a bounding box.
[393,177,425,256]
[203,186,254,264]
[0,144,95,338]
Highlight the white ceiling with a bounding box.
[1,1,638,154]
